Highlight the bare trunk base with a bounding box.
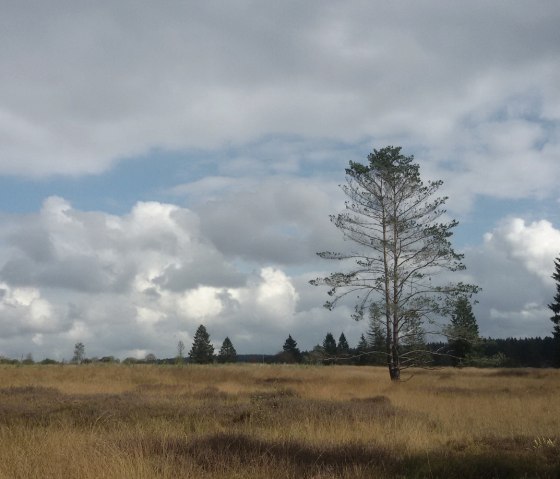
[389,365,400,381]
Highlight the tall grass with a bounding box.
[0,364,558,478]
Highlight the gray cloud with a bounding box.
[1,1,558,198]
[464,218,560,338]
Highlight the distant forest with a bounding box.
[2,335,556,368]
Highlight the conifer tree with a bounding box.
[217,337,237,363]
[356,334,369,365]
[281,334,302,363]
[337,332,350,354]
[322,332,338,356]
[446,296,479,365]
[188,324,214,364]
[548,255,560,366]
[337,332,350,363]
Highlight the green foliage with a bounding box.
[548,255,560,366]
[446,297,480,365]
[337,333,349,355]
[322,333,337,356]
[188,324,215,364]
[40,358,58,365]
[355,334,370,365]
[311,146,478,380]
[217,337,237,363]
[281,334,302,363]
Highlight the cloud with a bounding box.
[0,197,338,358]
[465,217,560,338]
[1,1,558,191]
[483,218,560,284]
[194,176,347,265]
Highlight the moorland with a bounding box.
[0,364,558,478]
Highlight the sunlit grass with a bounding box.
[0,364,558,478]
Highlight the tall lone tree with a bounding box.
[217,337,237,363]
[311,146,478,380]
[188,325,215,364]
[548,255,560,366]
[446,296,480,365]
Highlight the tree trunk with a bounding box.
[389,363,400,381]
[388,343,400,381]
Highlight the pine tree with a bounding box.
[322,332,337,356]
[337,333,349,355]
[311,146,478,380]
[548,255,560,366]
[446,296,480,365]
[188,324,215,364]
[337,332,350,363]
[356,334,369,365]
[217,337,237,363]
[281,334,302,363]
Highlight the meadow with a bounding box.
[0,364,558,478]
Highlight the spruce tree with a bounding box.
[337,333,350,355]
[217,337,237,363]
[548,255,560,366]
[322,332,337,355]
[188,324,214,364]
[281,334,302,363]
[356,334,369,365]
[337,332,350,363]
[446,296,479,365]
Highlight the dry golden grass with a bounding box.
[0,364,558,478]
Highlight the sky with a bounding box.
[0,1,559,361]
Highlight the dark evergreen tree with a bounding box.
[281,334,302,363]
[337,333,350,354]
[446,296,480,365]
[323,332,337,356]
[188,324,214,364]
[217,337,237,363]
[548,255,560,366]
[355,334,369,365]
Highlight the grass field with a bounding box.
[0,364,558,478]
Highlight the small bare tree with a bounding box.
[72,342,85,364]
